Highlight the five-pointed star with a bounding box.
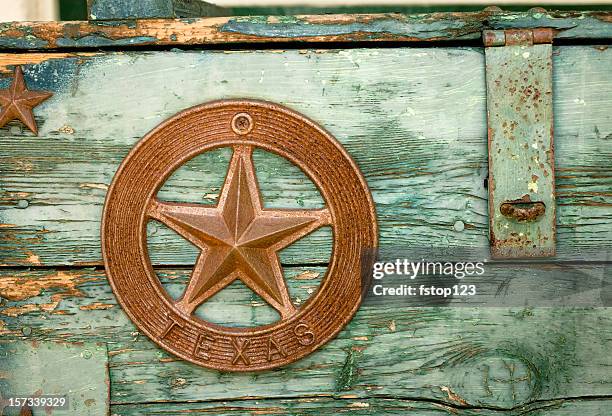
[0,66,52,135]
[147,145,332,318]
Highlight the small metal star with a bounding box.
[0,66,52,135]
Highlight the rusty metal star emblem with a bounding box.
[102,100,377,371]
[0,66,52,135]
[148,145,330,319]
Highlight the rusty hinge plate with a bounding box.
[484,28,556,258]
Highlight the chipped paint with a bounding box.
[79,302,115,310]
[1,304,38,317]
[26,252,41,265]
[80,183,109,191]
[294,270,320,280]
[441,385,469,406]
[0,270,91,301]
[58,124,75,134]
[0,53,94,74]
[0,11,610,50]
[220,14,469,40]
[0,46,609,272]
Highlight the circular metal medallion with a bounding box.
[102,100,377,371]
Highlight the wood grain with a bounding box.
[110,397,612,415]
[0,47,610,266]
[1,266,611,410]
[87,0,227,20]
[0,11,610,50]
[0,4,610,414]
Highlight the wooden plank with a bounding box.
[87,0,227,20]
[0,11,610,50]
[1,267,612,409]
[0,47,610,266]
[110,397,612,415]
[0,341,109,415]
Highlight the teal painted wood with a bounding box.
[89,0,172,19]
[0,11,610,50]
[0,341,108,415]
[485,35,556,258]
[0,47,610,267]
[88,0,226,20]
[110,397,612,415]
[1,267,612,410]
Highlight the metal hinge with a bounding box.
[483,28,556,258]
[483,28,554,47]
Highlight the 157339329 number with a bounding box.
[6,395,68,409]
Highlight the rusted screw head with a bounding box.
[500,201,546,222]
[231,112,254,135]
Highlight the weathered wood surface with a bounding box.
[0,341,109,415]
[0,47,610,266]
[111,398,612,415]
[88,0,227,20]
[0,11,611,50]
[1,267,612,412]
[0,35,610,416]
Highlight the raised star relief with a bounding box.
[0,66,52,135]
[102,100,378,370]
[147,145,332,319]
